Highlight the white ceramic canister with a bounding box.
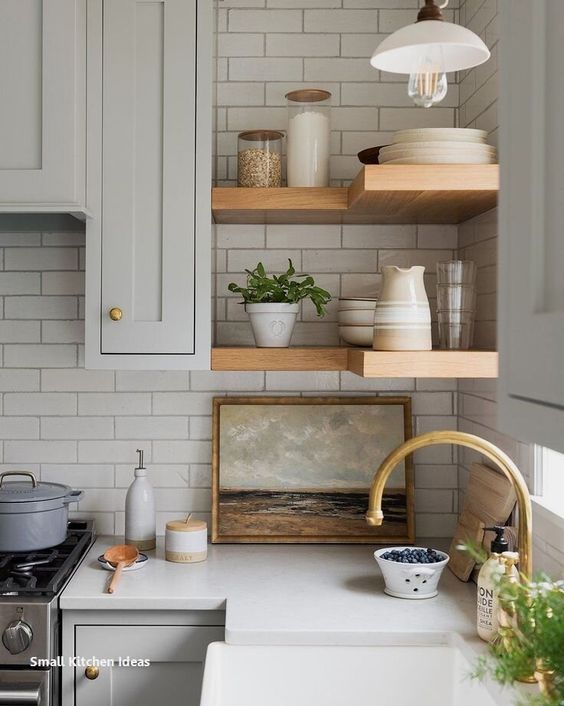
[286,89,331,187]
[165,516,208,563]
[373,266,432,351]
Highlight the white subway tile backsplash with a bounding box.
[266,225,340,249]
[41,369,114,392]
[4,344,76,368]
[78,393,152,416]
[304,58,378,82]
[153,440,212,464]
[218,33,265,57]
[115,416,189,440]
[304,9,378,32]
[42,417,114,440]
[0,370,40,391]
[230,58,303,81]
[153,393,215,416]
[0,273,41,295]
[42,464,114,488]
[115,464,190,488]
[115,371,189,392]
[78,441,152,464]
[0,321,40,343]
[5,440,77,464]
[228,9,303,33]
[4,248,78,271]
[4,393,77,416]
[266,33,339,57]
[0,417,39,439]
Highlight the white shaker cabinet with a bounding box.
[499,0,564,453]
[0,0,86,214]
[85,0,212,369]
[62,611,224,706]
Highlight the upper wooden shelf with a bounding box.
[212,164,499,225]
[211,347,498,379]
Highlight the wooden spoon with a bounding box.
[103,544,139,594]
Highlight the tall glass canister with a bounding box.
[286,89,331,187]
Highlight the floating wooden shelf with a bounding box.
[212,164,499,225]
[211,347,498,378]
[347,349,498,379]
[211,347,348,371]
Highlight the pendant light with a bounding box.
[370,0,490,108]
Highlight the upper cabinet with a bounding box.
[84,0,212,369]
[0,0,87,215]
[499,0,564,453]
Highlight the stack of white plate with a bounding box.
[378,128,496,165]
[338,297,377,347]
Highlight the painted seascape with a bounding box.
[216,401,412,541]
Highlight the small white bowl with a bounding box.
[338,309,375,326]
[374,547,450,600]
[338,297,378,311]
[339,325,373,347]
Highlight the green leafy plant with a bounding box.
[457,541,564,704]
[474,576,564,706]
[228,259,331,317]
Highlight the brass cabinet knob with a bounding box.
[108,307,123,321]
[85,665,100,680]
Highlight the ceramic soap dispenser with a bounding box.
[125,449,156,551]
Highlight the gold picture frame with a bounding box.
[212,396,414,544]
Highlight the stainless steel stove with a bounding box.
[0,520,95,705]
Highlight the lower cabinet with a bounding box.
[62,611,224,706]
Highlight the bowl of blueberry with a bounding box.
[374,546,450,600]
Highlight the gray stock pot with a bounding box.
[0,471,84,552]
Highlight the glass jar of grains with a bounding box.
[237,130,283,187]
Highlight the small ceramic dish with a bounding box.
[97,553,149,572]
[374,547,450,600]
[339,325,373,347]
[338,309,375,326]
[337,297,378,311]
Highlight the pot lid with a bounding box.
[0,471,70,503]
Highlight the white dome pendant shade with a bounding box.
[370,0,490,108]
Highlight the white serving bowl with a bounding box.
[374,547,450,600]
[338,297,378,311]
[339,325,373,347]
[338,309,375,326]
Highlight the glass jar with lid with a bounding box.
[237,130,283,187]
[286,89,331,187]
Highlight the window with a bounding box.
[534,445,564,518]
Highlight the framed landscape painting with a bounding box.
[212,397,414,544]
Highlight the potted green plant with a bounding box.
[228,259,331,347]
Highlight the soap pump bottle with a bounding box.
[125,449,156,551]
[477,526,509,642]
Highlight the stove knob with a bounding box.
[2,619,33,654]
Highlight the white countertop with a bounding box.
[62,537,481,646]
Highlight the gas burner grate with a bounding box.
[0,520,95,596]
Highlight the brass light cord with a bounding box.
[366,430,533,578]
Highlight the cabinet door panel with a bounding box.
[74,625,223,706]
[499,0,564,450]
[101,0,196,355]
[0,0,85,206]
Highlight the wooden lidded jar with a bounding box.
[165,516,208,563]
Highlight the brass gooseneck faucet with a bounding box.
[366,431,533,578]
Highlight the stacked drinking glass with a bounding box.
[436,261,477,350]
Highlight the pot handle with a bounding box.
[0,470,38,488]
[62,490,84,505]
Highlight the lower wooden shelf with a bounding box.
[211,347,498,378]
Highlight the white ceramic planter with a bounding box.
[246,303,299,347]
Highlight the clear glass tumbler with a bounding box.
[436,260,477,350]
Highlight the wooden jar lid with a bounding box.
[166,518,207,533]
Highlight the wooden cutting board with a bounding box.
[448,462,518,581]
